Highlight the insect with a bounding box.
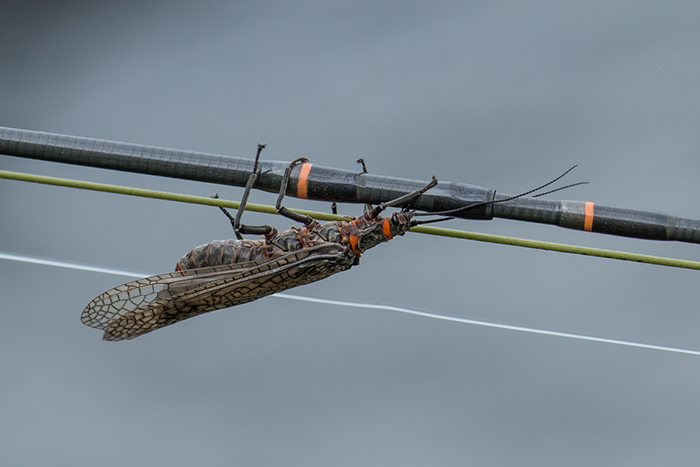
[81,145,439,341]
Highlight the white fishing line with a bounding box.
[3,251,699,356]
[276,294,700,356]
[0,252,148,278]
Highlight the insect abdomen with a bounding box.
[175,239,271,271]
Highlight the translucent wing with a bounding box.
[81,243,353,341]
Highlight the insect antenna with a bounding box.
[412,166,587,225]
[412,216,455,226]
[370,176,438,218]
[530,181,589,198]
[414,165,587,220]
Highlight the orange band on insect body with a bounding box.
[297,162,312,199]
[348,235,361,255]
[584,202,594,232]
[381,218,393,240]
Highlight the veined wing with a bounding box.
[81,243,352,341]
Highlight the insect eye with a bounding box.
[391,214,401,225]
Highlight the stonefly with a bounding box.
[81,146,438,341]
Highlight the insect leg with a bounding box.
[275,157,315,226]
[370,176,438,218]
[356,158,369,174]
[212,193,238,232]
[218,144,274,238]
[356,158,374,213]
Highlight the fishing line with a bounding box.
[0,252,149,277]
[2,169,700,271]
[3,251,700,356]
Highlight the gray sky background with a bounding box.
[2,1,700,465]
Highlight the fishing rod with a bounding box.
[2,126,700,245]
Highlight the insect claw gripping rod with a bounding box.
[2,126,700,245]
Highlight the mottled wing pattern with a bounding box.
[81,243,354,341]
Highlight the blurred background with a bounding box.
[2,1,700,465]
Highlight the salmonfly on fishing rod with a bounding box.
[81,144,583,341]
[81,146,440,341]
